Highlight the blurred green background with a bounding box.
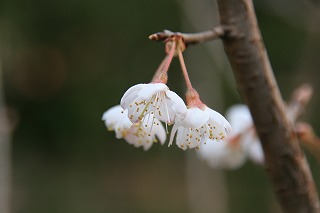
[0,0,319,212]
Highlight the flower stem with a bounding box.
[178,49,193,90]
[163,40,176,73]
[151,55,168,82]
[151,40,176,83]
[177,47,205,108]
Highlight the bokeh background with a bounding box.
[0,0,319,212]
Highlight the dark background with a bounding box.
[0,0,319,212]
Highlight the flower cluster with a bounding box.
[196,104,264,169]
[102,35,231,151]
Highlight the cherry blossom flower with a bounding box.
[168,88,231,150]
[196,104,264,169]
[103,35,233,152]
[102,105,167,151]
[120,83,187,126]
[169,105,231,150]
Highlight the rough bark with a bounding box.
[216,0,320,212]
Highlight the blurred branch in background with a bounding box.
[287,84,313,123]
[0,58,12,213]
[178,0,229,212]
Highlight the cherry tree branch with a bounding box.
[216,0,320,213]
[149,26,225,45]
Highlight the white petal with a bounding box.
[123,125,150,148]
[151,92,176,124]
[204,118,227,141]
[169,124,179,147]
[205,106,232,133]
[240,128,257,149]
[221,152,246,169]
[142,139,154,151]
[126,98,147,123]
[102,105,125,130]
[102,105,135,140]
[175,127,188,150]
[176,107,209,129]
[165,90,187,117]
[121,116,167,150]
[150,90,186,124]
[120,83,178,124]
[122,131,136,145]
[142,114,167,145]
[197,139,246,169]
[197,139,227,163]
[154,124,167,145]
[225,104,252,134]
[247,139,264,165]
[137,83,168,100]
[120,84,145,109]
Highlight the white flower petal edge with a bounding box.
[169,106,231,150]
[204,107,232,134]
[137,83,169,100]
[102,105,166,151]
[197,139,246,169]
[225,104,264,164]
[169,108,208,149]
[120,84,145,110]
[123,114,166,151]
[165,90,188,117]
[120,83,187,125]
[247,138,264,164]
[102,105,132,139]
[195,104,264,169]
[225,104,252,135]
[176,108,209,128]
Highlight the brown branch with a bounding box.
[148,26,225,45]
[216,0,320,213]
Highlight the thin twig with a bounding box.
[148,26,225,45]
[287,83,313,122]
[286,84,320,161]
[295,122,320,162]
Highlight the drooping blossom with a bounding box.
[102,105,167,151]
[169,88,231,150]
[120,83,187,126]
[166,39,232,150]
[102,35,233,152]
[197,104,264,169]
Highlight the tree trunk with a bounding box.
[216,0,320,212]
